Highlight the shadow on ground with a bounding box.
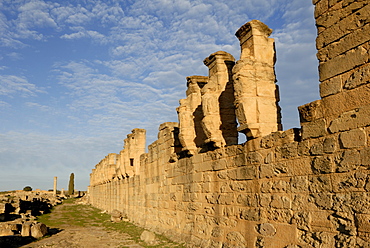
[0,228,62,248]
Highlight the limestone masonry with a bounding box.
[88,1,370,247]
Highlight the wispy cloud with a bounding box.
[25,101,52,112]
[0,75,42,96]
[60,29,107,43]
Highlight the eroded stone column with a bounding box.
[53,177,57,196]
[122,128,146,176]
[233,20,282,139]
[177,76,208,155]
[201,51,238,148]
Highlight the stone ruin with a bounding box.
[88,1,370,247]
[0,191,62,238]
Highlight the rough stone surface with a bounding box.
[110,209,122,223]
[201,51,237,148]
[30,223,48,238]
[140,230,156,244]
[87,3,370,247]
[233,20,282,139]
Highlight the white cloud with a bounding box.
[0,101,10,109]
[25,102,52,112]
[64,10,90,26]
[17,0,58,28]
[7,52,22,60]
[60,29,107,43]
[0,75,42,96]
[13,0,58,40]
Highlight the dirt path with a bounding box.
[21,201,145,248]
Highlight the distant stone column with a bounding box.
[53,176,57,196]
[233,20,282,140]
[60,188,65,197]
[122,129,146,176]
[177,76,208,155]
[201,51,238,148]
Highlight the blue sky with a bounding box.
[0,0,319,191]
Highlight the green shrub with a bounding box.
[23,186,32,191]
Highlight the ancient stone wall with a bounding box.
[88,1,370,247]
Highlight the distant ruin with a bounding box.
[88,1,370,247]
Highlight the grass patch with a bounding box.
[36,198,185,248]
[103,220,185,248]
[37,198,109,227]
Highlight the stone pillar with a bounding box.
[122,129,146,176]
[53,176,57,196]
[177,76,208,155]
[233,20,282,139]
[201,51,238,148]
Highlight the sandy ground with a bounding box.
[20,202,144,248]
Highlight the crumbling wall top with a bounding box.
[235,19,272,42]
[203,51,235,67]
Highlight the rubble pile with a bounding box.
[0,191,64,238]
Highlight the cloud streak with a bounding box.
[0,75,42,96]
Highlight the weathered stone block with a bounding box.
[319,42,370,81]
[323,137,337,153]
[310,211,334,232]
[332,171,367,192]
[212,159,227,171]
[257,223,276,236]
[310,142,324,155]
[314,0,329,19]
[189,172,203,183]
[279,142,298,159]
[311,193,333,209]
[301,119,327,140]
[246,151,263,164]
[329,105,370,133]
[299,100,323,123]
[309,175,333,192]
[317,20,370,62]
[21,222,31,237]
[265,209,293,223]
[290,176,309,193]
[237,193,258,207]
[320,76,342,97]
[239,207,260,221]
[31,223,48,238]
[360,147,370,166]
[355,213,370,233]
[270,195,291,209]
[316,4,370,49]
[339,128,366,148]
[337,149,360,172]
[260,164,275,178]
[0,229,14,236]
[271,180,289,193]
[343,63,370,90]
[194,161,213,172]
[229,181,247,192]
[312,156,334,174]
[228,166,257,180]
[140,230,157,244]
[291,194,310,211]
